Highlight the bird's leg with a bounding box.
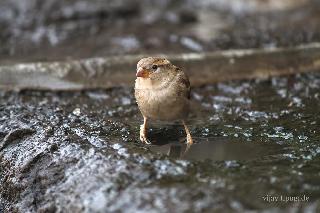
[140,116,151,144]
[182,120,193,146]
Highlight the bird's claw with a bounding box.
[140,124,151,144]
[139,134,151,144]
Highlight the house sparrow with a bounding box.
[134,57,193,146]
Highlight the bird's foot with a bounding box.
[180,135,193,157]
[140,125,151,144]
[186,134,193,146]
[140,134,151,144]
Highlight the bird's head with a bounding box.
[136,57,173,80]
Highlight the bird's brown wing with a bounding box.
[176,68,191,99]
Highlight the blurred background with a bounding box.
[1,0,320,63]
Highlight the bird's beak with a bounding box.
[136,67,150,78]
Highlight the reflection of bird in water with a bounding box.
[167,144,184,158]
[134,57,193,148]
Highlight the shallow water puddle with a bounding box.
[150,137,285,161]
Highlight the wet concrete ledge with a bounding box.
[1,43,320,90]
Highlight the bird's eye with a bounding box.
[152,65,158,70]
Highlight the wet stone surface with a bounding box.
[1,72,320,212]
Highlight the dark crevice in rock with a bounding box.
[0,128,36,151]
